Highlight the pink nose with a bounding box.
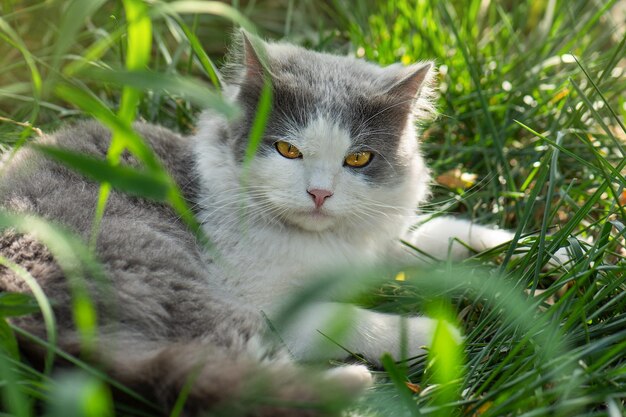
[307,188,333,209]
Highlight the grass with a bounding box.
[1,0,626,416]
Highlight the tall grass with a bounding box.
[334,2,626,416]
[1,0,625,416]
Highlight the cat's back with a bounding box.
[0,120,196,217]
[0,120,203,267]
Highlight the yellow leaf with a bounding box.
[436,168,477,189]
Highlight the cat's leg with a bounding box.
[279,302,440,365]
[406,216,516,261]
[406,216,570,265]
[12,306,372,417]
[106,336,372,417]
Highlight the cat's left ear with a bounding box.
[384,61,435,101]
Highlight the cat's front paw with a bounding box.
[545,245,573,269]
[324,365,373,395]
[367,315,464,367]
[403,315,437,360]
[352,311,437,366]
[279,303,449,366]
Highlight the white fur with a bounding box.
[281,302,435,364]
[406,216,517,261]
[404,216,571,267]
[324,364,373,393]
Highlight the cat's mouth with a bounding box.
[286,208,336,232]
[304,208,330,218]
[294,209,332,222]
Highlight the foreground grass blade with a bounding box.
[82,69,237,119]
[0,350,32,417]
[381,353,423,417]
[0,257,57,374]
[426,305,464,417]
[243,78,272,166]
[33,145,171,201]
[92,0,153,250]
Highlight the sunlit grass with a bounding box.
[1,0,625,416]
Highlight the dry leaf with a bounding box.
[474,401,493,416]
[405,381,421,393]
[465,401,493,416]
[436,168,477,189]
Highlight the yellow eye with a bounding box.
[275,141,302,159]
[344,151,373,168]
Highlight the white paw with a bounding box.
[324,365,373,394]
[546,245,572,268]
[353,312,435,365]
[403,315,437,360]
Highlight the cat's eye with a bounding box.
[275,141,302,159]
[344,151,373,168]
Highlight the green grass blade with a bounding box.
[32,145,170,201]
[243,78,272,166]
[174,18,222,90]
[51,0,107,74]
[0,350,32,417]
[426,306,464,417]
[153,1,256,33]
[0,258,57,374]
[381,353,423,417]
[92,0,153,250]
[10,326,157,410]
[119,0,152,124]
[54,85,160,170]
[0,319,20,361]
[0,293,40,318]
[81,69,237,119]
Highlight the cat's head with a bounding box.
[197,32,436,236]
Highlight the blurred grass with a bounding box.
[1,0,626,416]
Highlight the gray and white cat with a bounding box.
[0,32,520,415]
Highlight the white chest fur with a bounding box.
[200,210,389,311]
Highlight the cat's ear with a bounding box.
[384,62,434,101]
[239,30,270,85]
[383,61,437,121]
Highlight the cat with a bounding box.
[0,31,532,416]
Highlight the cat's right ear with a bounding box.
[239,30,270,85]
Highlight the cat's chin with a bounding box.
[286,210,337,233]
